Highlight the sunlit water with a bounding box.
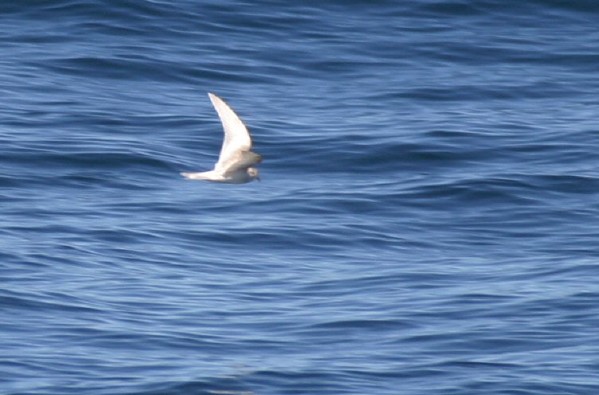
[1,1,598,394]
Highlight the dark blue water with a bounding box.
[1,1,599,394]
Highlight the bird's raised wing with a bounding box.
[208,93,253,172]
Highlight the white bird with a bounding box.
[181,92,262,184]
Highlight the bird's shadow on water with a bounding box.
[122,374,256,395]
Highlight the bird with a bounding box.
[181,93,262,184]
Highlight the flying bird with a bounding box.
[181,93,262,184]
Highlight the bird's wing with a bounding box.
[208,92,253,172]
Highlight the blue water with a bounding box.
[1,1,599,394]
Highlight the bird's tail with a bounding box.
[181,171,215,180]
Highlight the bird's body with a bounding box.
[181,168,258,184]
[181,93,261,184]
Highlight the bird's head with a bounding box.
[247,167,260,181]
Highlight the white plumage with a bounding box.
[181,93,261,184]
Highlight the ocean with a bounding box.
[1,1,598,394]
